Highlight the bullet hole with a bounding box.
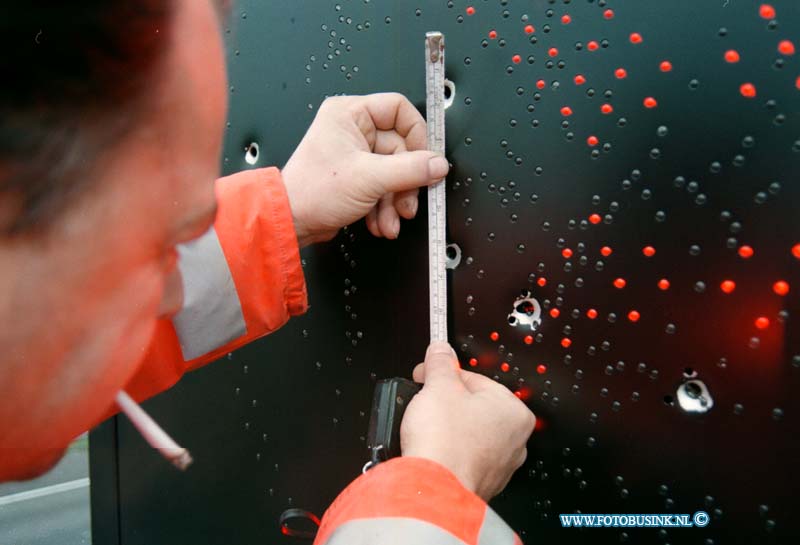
[676,380,714,413]
[245,142,260,165]
[508,290,543,331]
[443,80,455,109]
[445,243,462,269]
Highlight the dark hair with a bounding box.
[0,1,174,235]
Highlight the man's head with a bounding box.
[0,0,229,480]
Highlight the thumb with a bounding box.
[422,341,460,385]
[359,150,449,195]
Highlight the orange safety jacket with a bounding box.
[118,167,522,545]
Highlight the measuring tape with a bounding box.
[425,32,447,343]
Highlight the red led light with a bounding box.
[562,248,573,259]
[524,25,535,34]
[615,68,628,79]
[755,317,770,330]
[469,357,478,367]
[589,213,602,224]
[489,30,498,39]
[586,308,598,319]
[548,47,559,57]
[574,74,587,85]
[793,244,800,258]
[512,54,522,64]
[601,103,614,114]
[524,335,534,345]
[587,41,599,51]
[514,386,533,401]
[536,79,546,89]
[490,331,500,341]
[779,40,796,55]
[796,76,800,90]
[658,278,671,291]
[603,9,615,19]
[724,50,741,63]
[466,6,476,15]
[628,310,641,322]
[773,281,790,296]
[561,106,574,116]
[537,277,547,287]
[759,4,776,19]
[643,246,656,257]
[550,308,561,318]
[660,61,673,72]
[561,337,572,348]
[561,14,572,24]
[644,97,658,108]
[600,246,613,256]
[720,280,736,294]
[738,245,754,259]
[500,362,510,372]
[630,33,643,44]
[614,278,627,289]
[536,364,547,375]
[740,83,757,98]
[587,135,599,147]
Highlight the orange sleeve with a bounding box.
[314,457,523,545]
[122,167,308,404]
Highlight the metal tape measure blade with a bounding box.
[425,32,447,343]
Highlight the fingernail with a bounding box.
[428,156,449,179]
[426,341,454,357]
[408,199,418,217]
[391,217,400,238]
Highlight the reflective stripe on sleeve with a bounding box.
[322,517,469,545]
[172,227,246,361]
[477,508,517,545]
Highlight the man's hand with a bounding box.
[400,342,536,501]
[281,93,450,247]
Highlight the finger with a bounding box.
[414,364,497,386]
[459,369,504,394]
[354,93,428,152]
[365,206,381,238]
[377,193,400,239]
[422,341,461,385]
[372,131,419,220]
[358,150,449,196]
[516,447,528,469]
[394,188,419,220]
[374,129,407,155]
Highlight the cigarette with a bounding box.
[115,390,193,471]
